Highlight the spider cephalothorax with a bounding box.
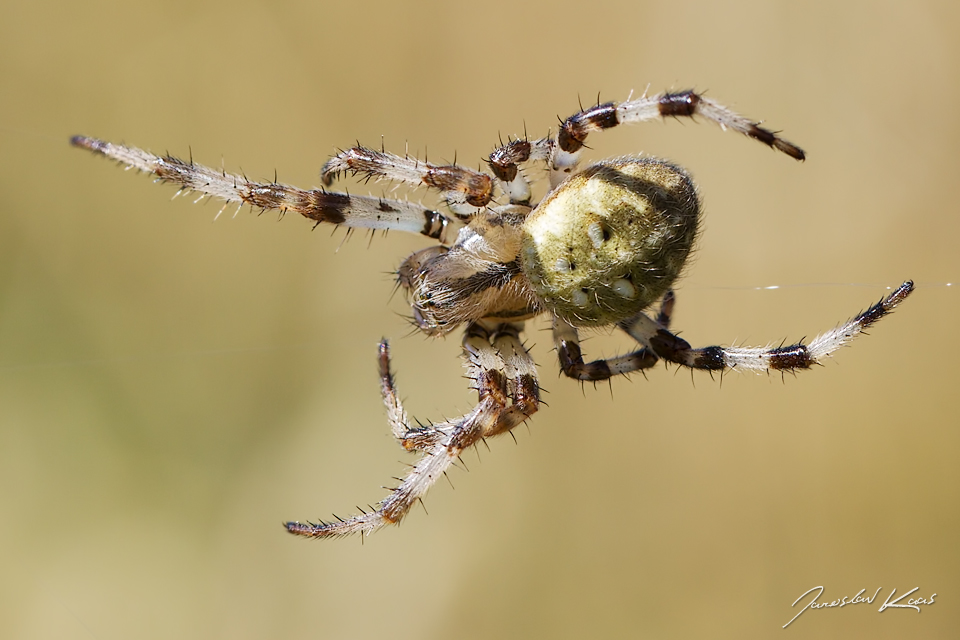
[72,89,913,539]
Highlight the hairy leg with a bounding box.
[550,90,805,187]
[554,291,676,381]
[71,136,455,242]
[322,145,494,217]
[487,138,555,204]
[620,282,914,372]
[285,321,539,538]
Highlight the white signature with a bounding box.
[783,585,936,628]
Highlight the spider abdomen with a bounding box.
[520,157,699,326]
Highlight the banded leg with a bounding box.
[321,146,494,217]
[285,321,539,539]
[484,323,540,436]
[555,291,676,381]
[487,138,555,205]
[620,281,914,372]
[70,136,455,242]
[552,90,806,187]
[377,340,444,453]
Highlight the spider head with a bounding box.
[520,157,700,327]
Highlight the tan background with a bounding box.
[1,1,957,638]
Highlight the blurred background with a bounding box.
[1,1,957,638]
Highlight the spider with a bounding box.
[72,89,914,539]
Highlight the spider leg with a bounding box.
[482,322,540,436]
[621,281,914,373]
[377,339,448,453]
[553,291,675,381]
[551,90,805,187]
[321,146,495,217]
[70,136,455,242]
[652,289,676,328]
[487,138,555,205]
[285,321,539,539]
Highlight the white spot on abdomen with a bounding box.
[587,222,604,249]
[611,278,636,298]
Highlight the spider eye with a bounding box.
[520,157,700,326]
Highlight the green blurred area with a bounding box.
[1,1,958,638]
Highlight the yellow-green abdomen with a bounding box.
[520,157,699,326]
